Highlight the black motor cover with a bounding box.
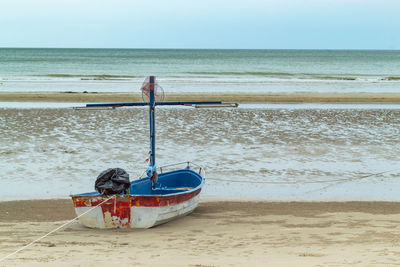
[94,168,130,194]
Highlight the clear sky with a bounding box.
[0,0,399,49]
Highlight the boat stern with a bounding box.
[71,194,131,228]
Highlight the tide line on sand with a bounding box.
[1,92,400,103]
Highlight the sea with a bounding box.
[1,48,400,201]
[0,48,400,93]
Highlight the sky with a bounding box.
[0,0,399,49]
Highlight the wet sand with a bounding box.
[2,107,400,201]
[2,200,400,266]
[2,92,400,103]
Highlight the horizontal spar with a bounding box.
[155,101,222,106]
[86,102,148,107]
[194,103,238,108]
[74,101,239,109]
[75,101,228,108]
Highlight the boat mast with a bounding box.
[148,76,157,188]
[77,75,238,189]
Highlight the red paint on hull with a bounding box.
[131,188,201,207]
[100,197,131,227]
[72,188,201,208]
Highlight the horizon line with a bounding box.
[0,46,400,51]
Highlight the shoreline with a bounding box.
[1,92,400,103]
[2,199,400,266]
[2,199,400,222]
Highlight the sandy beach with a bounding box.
[2,92,400,103]
[2,9,400,267]
[1,200,400,266]
[2,87,400,266]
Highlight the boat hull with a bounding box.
[71,187,201,229]
[72,167,204,228]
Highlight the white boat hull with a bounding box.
[72,188,201,229]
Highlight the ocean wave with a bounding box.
[35,74,136,80]
[384,76,400,81]
[3,73,399,85]
[312,76,355,81]
[187,71,358,80]
[187,71,400,82]
[188,71,295,76]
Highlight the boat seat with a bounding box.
[163,187,193,190]
[173,187,193,190]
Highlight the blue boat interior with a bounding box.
[132,168,203,195]
[73,168,203,197]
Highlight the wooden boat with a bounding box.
[71,76,236,228]
[71,163,205,228]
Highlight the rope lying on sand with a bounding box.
[0,169,149,263]
[206,169,400,184]
[0,195,116,263]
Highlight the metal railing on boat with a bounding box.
[136,161,205,180]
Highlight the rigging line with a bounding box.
[0,195,117,263]
[306,169,400,194]
[134,169,147,180]
[306,169,399,194]
[0,195,116,263]
[2,167,147,262]
[206,168,400,185]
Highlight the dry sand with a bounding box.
[1,200,400,266]
[2,92,400,103]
